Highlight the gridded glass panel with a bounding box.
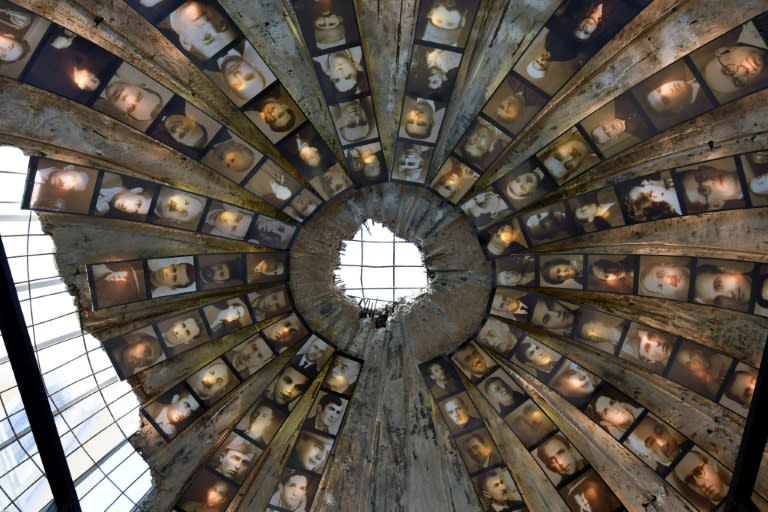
[0,146,151,510]
[335,220,428,305]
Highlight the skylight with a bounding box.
[334,220,428,309]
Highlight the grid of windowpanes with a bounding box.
[335,220,429,305]
[0,146,151,511]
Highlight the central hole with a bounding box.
[335,220,428,309]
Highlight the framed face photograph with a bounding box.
[22,24,118,104]
[269,468,318,512]
[455,116,511,172]
[208,39,276,106]
[692,258,754,312]
[201,130,262,183]
[93,172,159,220]
[247,285,291,321]
[535,128,599,185]
[123,0,179,24]
[512,26,581,97]
[494,254,536,286]
[630,59,714,131]
[289,430,335,474]
[452,340,495,383]
[225,334,274,379]
[244,82,306,143]
[312,46,369,100]
[242,164,301,209]
[264,364,310,412]
[622,180,678,232]
[511,336,562,379]
[309,163,353,200]
[505,399,556,448]
[203,297,253,338]
[527,295,579,334]
[202,201,254,240]
[93,62,173,131]
[532,432,587,486]
[105,325,167,379]
[455,428,501,474]
[88,260,148,309]
[414,0,476,49]
[305,391,348,436]
[667,448,731,510]
[494,160,555,210]
[406,44,462,101]
[248,215,296,250]
[143,383,203,440]
[151,186,208,230]
[461,190,511,230]
[0,2,49,80]
[584,384,643,440]
[284,188,321,221]
[293,335,333,376]
[176,469,237,512]
[208,433,261,484]
[740,150,768,206]
[636,255,692,301]
[26,160,99,214]
[573,307,627,354]
[156,309,210,355]
[420,357,462,399]
[263,314,309,353]
[567,186,625,233]
[538,254,584,290]
[195,253,245,290]
[479,369,525,417]
[490,288,530,322]
[159,1,239,63]
[149,95,221,158]
[675,157,745,214]
[345,142,386,184]
[585,254,636,294]
[548,360,600,406]
[276,124,335,180]
[560,469,623,512]
[624,413,687,474]
[472,466,524,511]
[323,354,362,396]
[579,93,654,158]
[475,316,523,357]
[719,362,757,416]
[520,202,575,245]
[186,358,240,406]
[293,0,361,54]
[689,21,768,105]
[392,142,432,183]
[147,256,196,298]
[245,252,287,284]
[399,96,446,143]
[482,219,527,257]
[483,72,548,135]
[666,340,733,400]
[430,156,479,203]
[331,96,379,145]
[236,399,286,447]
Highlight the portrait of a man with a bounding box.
[323,355,362,396]
[163,1,237,61]
[147,256,196,298]
[483,73,547,134]
[144,384,202,439]
[304,392,347,436]
[202,202,254,240]
[244,83,306,143]
[269,468,315,512]
[456,429,501,474]
[456,117,510,171]
[236,400,285,446]
[245,253,287,284]
[210,40,275,105]
[210,433,259,484]
[288,430,335,473]
[88,260,148,309]
[535,128,598,184]
[263,314,308,353]
[27,161,99,214]
[421,358,461,399]
[177,470,236,512]
[431,157,478,203]
[225,335,274,378]
[399,96,445,143]
[152,186,208,230]
[332,97,377,145]
[505,399,556,448]
[452,341,495,382]
[534,433,587,485]
[247,285,291,321]
[293,336,333,377]
[106,326,167,379]
[202,133,260,182]
[625,414,687,473]
[157,311,209,354]
[195,253,245,290]
[203,297,252,337]
[312,46,368,98]
[676,159,745,213]
[415,0,476,48]
[186,358,239,405]
[265,365,309,411]
[637,255,692,301]
[149,96,220,158]
[95,62,172,131]
[669,449,731,509]
[439,393,483,434]
[473,466,523,512]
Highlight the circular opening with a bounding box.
[334,220,429,311]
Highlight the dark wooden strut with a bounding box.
[0,236,81,512]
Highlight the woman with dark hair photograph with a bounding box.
[621,175,682,223]
[540,256,584,288]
